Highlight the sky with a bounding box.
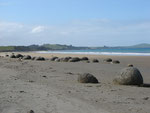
[0,0,150,46]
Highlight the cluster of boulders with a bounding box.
[103,58,120,64]
[8,54,45,61]
[50,56,99,63]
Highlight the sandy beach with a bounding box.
[0,52,150,113]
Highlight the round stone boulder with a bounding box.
[15,54,23,58]
[31,57,36,60]
[51,57,58,61]
[103,58,112,62]
[10,54,16,58]
[23,55,32,60]
[113,67,143,85]
[78,73,99,83]
[35,57,45,61]
[5,54,9,57]
[55,58,60,62]
[68,57,80,62]
[112,60,120,64]
[81,57,89,61]
[92,59,99,63]
[59,57,71,62]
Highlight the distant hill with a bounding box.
[0,44,89,52]
[0,43,150,52]
[127,43,150,48]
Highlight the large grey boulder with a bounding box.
[113,67,143,85]
[78,73,99,83]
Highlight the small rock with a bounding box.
[68,57,80,62]
[81,57,89,61]
[10,54,16,58]
[5,55,9,57]
[15,54,23,58]
[112,60,120,64]
[103,58,112,62]
[23,55,32,60]
[55,58,60,62]
[31,57,36,60]
[92,59,99,63]
[35,57,45,61]
[51,57,58,61]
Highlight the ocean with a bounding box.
[37,48,150,56]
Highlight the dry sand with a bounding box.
[0,52,150,113]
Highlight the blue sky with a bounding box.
[0,0,150,46]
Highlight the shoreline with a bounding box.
[1,51,150,57]
[36,51,150,56]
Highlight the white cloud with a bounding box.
[0,20,150,46]
[31,26,46,33]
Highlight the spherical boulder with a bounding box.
[35,57,45,61]
[81,57,89,61]
[68,57,80,62]
[31,57,36,60]
[5,54,9,57]
[51,57,58,61]
[92,59,99,63]
[55,58,60,62]
[63,57,72,62]
[23,55,32,60]
[103,58,112,62]
[59,57,71,62]
[112,60,120,64]
[78,73,99,83]
[15,54,23,58]
[10,54,16,58]
[113,67,143,85]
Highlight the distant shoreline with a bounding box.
[36,51,150,56]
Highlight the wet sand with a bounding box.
[0,52,150,113]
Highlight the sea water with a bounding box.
[37,48,150,56]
